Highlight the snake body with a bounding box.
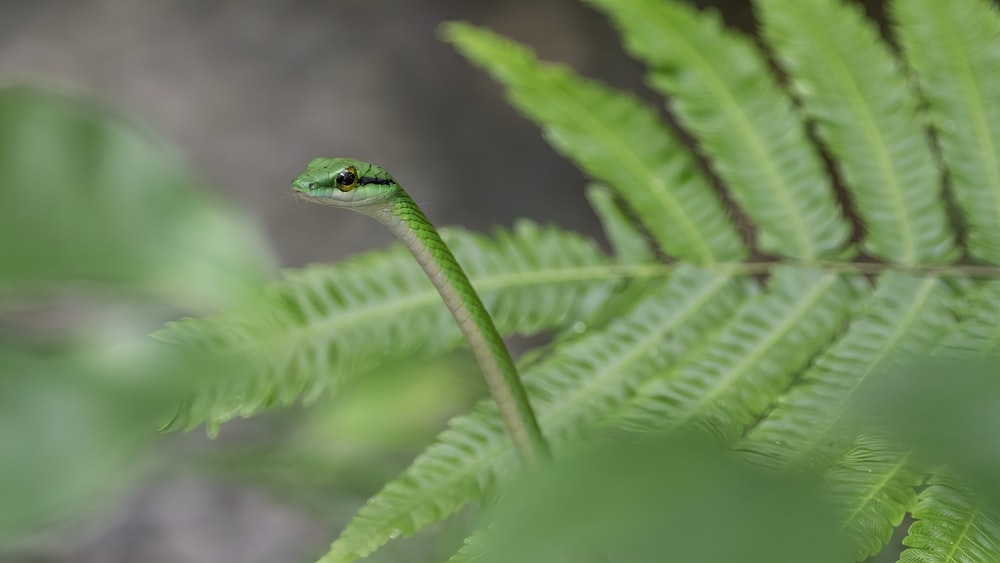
[292,158,549,466]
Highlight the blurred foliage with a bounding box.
[0,85,273,553]
[468,433,848,563]
[1,335,195,549]
[185,354,485,502]
[0,86,273,308]
[857,359,1000,505]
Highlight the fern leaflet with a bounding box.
[585,185,656,264]
[894,0,1000,265]
[936,281,1000,357]
[900,474,1000,563]
[826,434,922,561]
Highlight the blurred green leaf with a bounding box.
[0,334,195,549]
[193,354,484,499]
[855,357,1000,505]
[470,433,848,563]
[0,85,271,552]
[0,86,274,309]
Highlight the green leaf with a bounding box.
[585,185,656,264]
[0,336,204,548]
[854,359,1000,506]
[442,22,746,264]
[759,0,956,265]
[0,86,273,309]
[893,0,1000,265]
[460,436,845,563]
[0,87,273,548]
[585,0,851,260]
[159,222,616,430]
[826,434,922,561]
[619,266,862,442]
[742,273,959,470]
[318,266,751,563]
[900,474,1000,563]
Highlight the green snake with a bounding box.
[292,158,550,467]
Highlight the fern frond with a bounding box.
[319,267,752,562]
[742,273,958,470]
[618,266,862,442]
[158,222,613,430]
[585,185,656,264]
[894,0,1000,265]
[758,0,956,265]
[900,474,1000,563]
[442,22,745,264]
[826,434,922,561]
[585,0,851,260]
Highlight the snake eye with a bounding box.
[335,166,358,191]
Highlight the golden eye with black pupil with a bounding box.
[335,166,358,191]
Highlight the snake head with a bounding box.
[291,157,399,208]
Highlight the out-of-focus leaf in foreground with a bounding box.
[0,86,274,308]
[0,332,229,550]
[0,85,269,551]
[470,433,847,563]
[855,357,1000,505]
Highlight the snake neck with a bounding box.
[369,191,549,466]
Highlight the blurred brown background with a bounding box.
[0,1,882,562]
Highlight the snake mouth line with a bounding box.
[292,191,389,210]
